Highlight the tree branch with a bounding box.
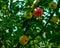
[28,11,55,43]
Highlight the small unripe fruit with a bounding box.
[19,35,28,45]
[51,16,58,23]
[33,7,43,17]
[26,5,31,8]
[49,2,57,9]
[24,11,33,19]
[31,4,34,8]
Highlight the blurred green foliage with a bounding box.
[0,0,60,48]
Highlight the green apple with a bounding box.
[19,35,28,45]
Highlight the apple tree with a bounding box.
[0,0,60,48]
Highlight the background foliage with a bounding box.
[0,0,60,48]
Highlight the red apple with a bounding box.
[33,7,43,17]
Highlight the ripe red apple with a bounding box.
[33,7,43,17]
[19,35,28,45]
